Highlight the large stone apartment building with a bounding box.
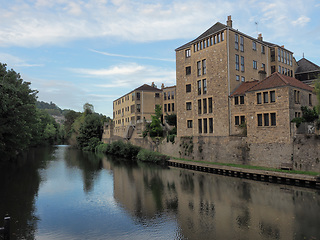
[103,83,176,140]
[175,15,315,138]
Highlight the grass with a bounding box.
[171,157,320,176]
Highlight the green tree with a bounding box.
[314,76,320,115]
[144,105,163,137]
[43,123,57,144]
[0,63,38,160]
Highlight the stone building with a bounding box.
[230,72,316,143]
[295,57,320,86]
[112,83,162,139]
[175,15,295,138]
[103,83,176,141]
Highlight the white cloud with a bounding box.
[292,16,311,26]
[0,53,44,67]
[69,64,145,76]
[90,49,175,62]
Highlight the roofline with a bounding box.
[113,84,162,102]
[176,25,293,53]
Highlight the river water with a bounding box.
[0,145,320,240]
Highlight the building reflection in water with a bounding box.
[101,156,320,240]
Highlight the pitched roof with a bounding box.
[230,80,259,97]
[248,72,314,92]
[175,22,227,51]
[133,84,162,92]
[295,58,320,74]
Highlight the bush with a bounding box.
[95,143,110,153]
[97,140,141,160]
[137,149,169,163]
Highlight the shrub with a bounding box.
[137,149,169,163]
[95,143,110,153]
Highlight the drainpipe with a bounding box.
[227,27,231,136]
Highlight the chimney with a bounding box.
[227,15,232,28]
[258,66,266,81]
[161,83,164,89]
[151,82,155,87]
[258,33,263,41]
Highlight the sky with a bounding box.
[1,0,320,117]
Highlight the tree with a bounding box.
[0,63,38,160]
[314,76,320,115]
[144,105,163,137]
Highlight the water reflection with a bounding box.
[1,146,320,240]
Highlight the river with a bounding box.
[0,145,320,240]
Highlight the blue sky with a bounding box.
[1,0,319,117]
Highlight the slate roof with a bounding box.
[175,22,227,51]
[133,84,162,92]
[248,72,314,92]
[230,80,259,97]
[295,58,320,74]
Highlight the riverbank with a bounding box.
[167,159,320,189]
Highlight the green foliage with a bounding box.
[64,110,81,138]
[291,106,319,128]
[291,117,304,128]
[144,105,163,138]
[137,149,169,163]
[43,123,57,144]
[0,63,39,159]
[96,141,141,160]
[315,77,320,115]
[36,101,62,116]
[165,114,177,126]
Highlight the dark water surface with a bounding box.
[1,145,320,240]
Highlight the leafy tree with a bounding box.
[0,63,38,160]
[314,76,320,115]
[144,105,163,137]
[43,123,57,144]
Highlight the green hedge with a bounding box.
[137,149,169,163]
[95,141,141,160]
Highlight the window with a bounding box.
[309,94,312,106]
[164,104,167,112]
[203,40,206,49]
[262,63,265,71]
[187,120,193,128]
[264,113,269,126]
[241,116,245,125]
[172,103,174,112]
[209,118,213,133]
[131,105,135,113]
[202,59,206,75]
[263,92,268,103]
[241,56,245,72]
[198,99,202,114]
[203,118,208,133]
[236,75,240,81]
[132,93,135,101]
[271,113,276,126]
[241,76,245,82]
[168,103,171,112]
[278,65,281,73]
[294,90,300,104]
[252,41,256,51]
[257,114,262,126]
[240,96,244,104]
[278,49,281,62]
[197,61,201,76]
[186,84,191,92]
[270,91,275,102]
[214,35,217,44]
[194,44,197,52]
[155,93,160,98]
[261,45,265,54]
[235,34,239,50]
[253,60,257,69]
[257,93,262,104]
[198,119,202,133]
[185,49,191,58]
[171,91,174,100]
[186,66,191,75]
[217,34,221,43]
[208,98,212,113]
[197,80,201,95]
[200,41,203,50]
[235,116,240,125]
[271,66,276,74]
[186,102,192,110]
[210,36,213,45]
[240,36,244,51]
[234,96,239,105]
[168,92,170,100]
[221,32,224,41]
[203,99,207,114]
[235,54,239,70]
[164,92,167,100]
[137,104,141,113]
[203,79,207,94]
[136,92,141,100]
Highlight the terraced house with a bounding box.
[175,15,303,139]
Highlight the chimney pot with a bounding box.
[227,15,232,28]
[258,33,263,41]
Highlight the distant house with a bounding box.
[230,72,316,143]
[295,57,320,86]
